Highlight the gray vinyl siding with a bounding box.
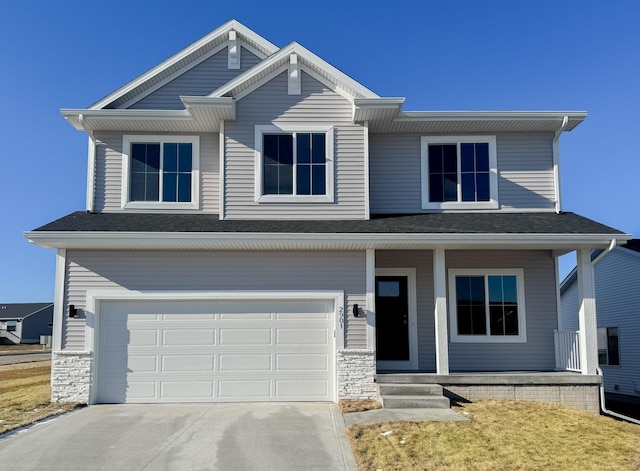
[20,306,54,343]
[559,277,579,331]
[93,131,219,213]
[447,250,558,371]
[376,250,436,371]
[593,249,640,397]
[129,47,261,110]
[224,71,366,219]
[63,250,366,351]
[369,133,556,213]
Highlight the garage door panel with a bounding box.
[97,299,335,403]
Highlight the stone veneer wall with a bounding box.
[444,384,600,413]
[51,351,93,403]
[337,349,377,400]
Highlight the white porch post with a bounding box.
[577,248,598,374]
[366,249,376,351]
[433,248,449,374]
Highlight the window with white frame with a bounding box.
[121,135,200,209]
[598,327,620,366]
[421,136,498,210]
[255,125,334,203]
[6,321,16,332]
[448,269,526,343]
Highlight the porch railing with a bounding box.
[554,329,581,372]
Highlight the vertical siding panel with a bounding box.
[63,250,366,350]
[224,71,366,219]
[130,47,261,109]
[446,250,557,371]
[369,133,556,213]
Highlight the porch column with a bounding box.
[577,248,598,374]
[433,248,449,374]
[366,249,376,351]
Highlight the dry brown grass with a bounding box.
[0,344,50,355]
[0,361,78,434]
[339,399,383,413]
[346,400,640,471]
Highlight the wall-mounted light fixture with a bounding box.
[68,304,78,318]
[352,304,360,317]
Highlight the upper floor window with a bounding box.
[448,269,527,343]
[255,125,334,203]
[421,136,498,210]
[121,135,200,210]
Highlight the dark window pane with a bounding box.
[429,174,443,202]
[428,145,443,173]
[131,144,146,173]
[263,165,279,195]
[461,173,476,202]
[163,172,177,202]
[472,305,487,334]
[297,165,311,195]
[264,135,279,166]
[146,144,160,171]
[145,172,159,201]
[502,276,518,303]
[469,276,485,302]
[377,281,400,297]
[177,173,191,202]
[178,143,192,172]
[461,143,475,172]
[456,277,471,303]
[490,305,505,335]
[164,143,178,172]
[312,165,326,195]
[130,173,145,201]
[279,165,293,194]
[504,304,519,335]
[279,134,293,165]
[488,276,503,303]
[442,144,457,172]
[476,172,490,201]
[457,305,472,335]
[312,133,326,163]
[607,327,620,365]
[297,133,311,164]
[444,173,457,201]
[475,143,489,171]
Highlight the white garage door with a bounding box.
[96,299,335,403]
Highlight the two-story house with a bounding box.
[26,20,628,411]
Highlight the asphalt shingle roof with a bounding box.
[0,303,53,321]
[33,211,624,235]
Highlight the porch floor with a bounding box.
[376,371,601,385]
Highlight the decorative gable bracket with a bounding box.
[288,54,301,95]
[228,31,240,69]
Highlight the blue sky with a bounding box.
[1,1,638,302]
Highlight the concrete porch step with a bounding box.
[378,383,443,396]
[381,395,451,409]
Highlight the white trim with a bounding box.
[577,249,598,374]
[433,248,449,374]
[420,135,499,210]
[121,135,200,210]
[254,125,335,204]
[52,249,66,351]
[86,135,96,212]
[363,121,370,220]
[227,30,239,69]
[365,249,376,351]
[84,289,344,405]
[555,254,563,331]
[288,54,301,95]
[375,268,419,370]
[299,65,359,102]
[552,116,569,213]
[219,120,225,219]
[448,268,527,343]
[232,65,288,102]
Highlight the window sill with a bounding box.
[256,195,334,204]
[122,202,199,210]
[450,335,527,344]
[422,200,499,210]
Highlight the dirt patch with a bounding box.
[339,399,382,413]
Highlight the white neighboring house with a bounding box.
[25,20,630,411]
[560,240,640,404]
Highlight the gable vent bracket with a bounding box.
[288,54,301,95]
[228,30,240,69]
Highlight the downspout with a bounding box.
[596,367,640,425]
[552,116,569,213]
[592,238,617,266]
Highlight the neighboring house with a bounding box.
[560,240,640,405]
[0,303,53,344]
[25,20,629,411]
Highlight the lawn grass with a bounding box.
[346,400,640,471]
[0,344,50,355]
[339,399,382,413]
[0,362,77,434]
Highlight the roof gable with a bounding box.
[0,303,53,321]
[90,20,278,110]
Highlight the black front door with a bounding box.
[375,276,409,362]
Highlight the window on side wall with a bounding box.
[421,136,498,210]
[121,135,200,209]
[449,269,526,343]
[6,321,17,332]
[255,126,334,203]
[598,327,620,366]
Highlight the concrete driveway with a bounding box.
[0,403,358,471]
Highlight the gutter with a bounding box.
[596,367,640,425]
